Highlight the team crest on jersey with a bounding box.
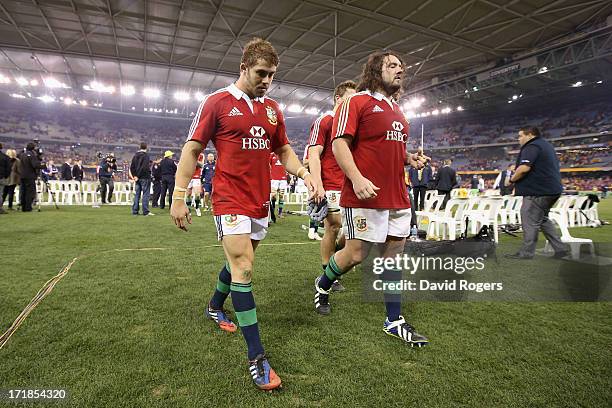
[354,216,367,232]
[266,106,278,126]
[224,214,239,227]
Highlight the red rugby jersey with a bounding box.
[307,112,344,191]
[331,90,410,209]
[191,153,205,179]
[187,83,289,218]
[269,152,287,181]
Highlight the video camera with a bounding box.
[32,138,44,160]
[97,151,116,165]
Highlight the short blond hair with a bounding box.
[241,38,279,68]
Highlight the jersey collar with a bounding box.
[228,83,264,114]
[366,89,394,110]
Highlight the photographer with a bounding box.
[18,142,45,212]
[98,153,117,204]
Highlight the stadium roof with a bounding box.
[0,0,610,114]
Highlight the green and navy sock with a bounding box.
[318,255,345,291]
[194,196,201,209]
[231,282,264,360]
[383,268,402,322]
[278,198,284,215]
[209,263,231,309]
[309,218,318,233]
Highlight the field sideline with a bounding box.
[1,201,611,407]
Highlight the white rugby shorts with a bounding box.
[270,179,288,192]
[341,207,412,243]
[214,214,268,241]
[325,190,341,212]
[187,178,202,189]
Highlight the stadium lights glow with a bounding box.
[0,74,11,84]
[131,106,135,110]
[404,110,416,119]
[538,66,548,74]
[596,80,603,84]
[432,109,440,115]
[457,106,463,111]
[63,97,74,105]
[305,107,319,115]
[404,97,425,110]
[143,88,161,98]
[287,104,303,113]
[571,81,583,87]
[441,107,451,114]
[279,103,286,111]
[174,91,190,101]
[472,86,478,91]
[43,77,68,88]
[38,95,55,103]
[121,85,135,96]
[508,100,513,104]
[79,100,87,106]
[194,91,205,100]
[512,95,518,100]
[10,93,26,98]
[16,77,29,86]
[84,81,115,93]
[30,79,39,86]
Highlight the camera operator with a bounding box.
[98,153,117,204]
[18,142,45,212]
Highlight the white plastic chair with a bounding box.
[547,212,594,260]
[426,199,468,240]
[567,196,588,227]
[466,198,504,243]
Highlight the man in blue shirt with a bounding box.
[201,153,216,211]
[505,127,568,259]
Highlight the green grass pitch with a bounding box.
[1,201,611,407]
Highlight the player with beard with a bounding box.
[313,51,430,347]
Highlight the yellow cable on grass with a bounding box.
[0,257,78,350]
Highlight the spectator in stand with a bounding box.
[494,164,515,195]
[129,142,153,216]
[2,149,20,210]
[477,176,485,192]
[45,160,59,180]
[437,159,457,208]
[159,150,177,210]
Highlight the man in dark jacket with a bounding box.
[60,159,73,180]
[18,142,45,212]
[159,150,177,209]
[0,143,11,214]
[130,142,153,216]
[151,158,162,207]
[72,159,84,181]
[505,127,568,259]
[408,162,431,211]
[436,159,457,209]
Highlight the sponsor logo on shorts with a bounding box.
[224,214,239,227]
[354,216,367,232]
[329,192,337,202]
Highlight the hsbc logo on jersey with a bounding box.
[386,120,407,143]
[250,126,265,137]
[243,126,271,149]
